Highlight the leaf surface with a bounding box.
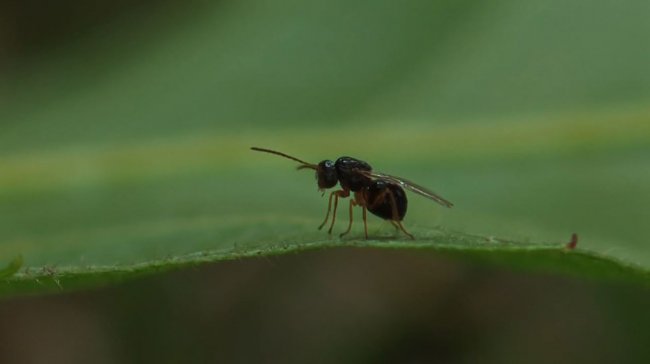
[1,0,649,296]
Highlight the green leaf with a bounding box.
[4,232,650,296]
[1,0,649,297]
[1,122,649,296]
[0,256,22,279]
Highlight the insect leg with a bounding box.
[386,189,414,240]
[362,205,368,239]
[318,191,336,230]
[356,190,369,239]
[396,221,414,240]
[339,200,358,238]
[389,220,400,232]
[327,189,349,234]
[366,186,399,237]
[366,189,387,209]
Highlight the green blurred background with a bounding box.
[0,0,649,362]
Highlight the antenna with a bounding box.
[251,147,317,170]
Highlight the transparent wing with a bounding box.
[359,170,453,208]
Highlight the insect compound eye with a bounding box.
[317,160,338,189]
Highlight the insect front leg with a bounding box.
[324,189,350,234]
[318,191,336,230]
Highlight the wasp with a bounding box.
[251,147,453,239]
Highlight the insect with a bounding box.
[251,147,453,239]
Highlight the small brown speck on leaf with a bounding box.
[565,233,578,250]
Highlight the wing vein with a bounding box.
[357,170,453,208]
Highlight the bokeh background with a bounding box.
[1,0,649,363]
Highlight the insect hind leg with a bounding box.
[389,220,400,231]
[395,221,414,240]
[385,188,414,240]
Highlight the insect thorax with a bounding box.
[335,156,372,191]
